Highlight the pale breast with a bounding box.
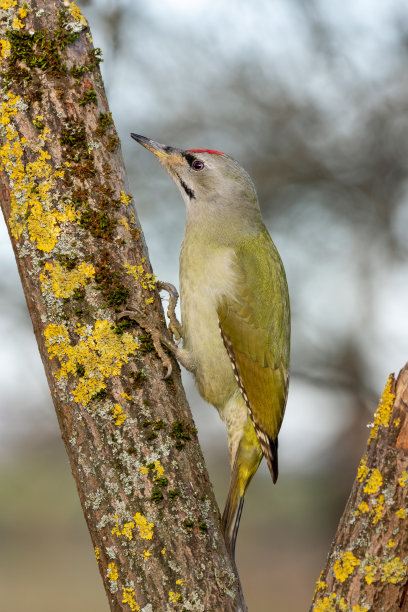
[179,241,238,409]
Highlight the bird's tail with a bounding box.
[222,432,262,561]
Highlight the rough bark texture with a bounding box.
[0,2,246,610]
[311,364,408,612]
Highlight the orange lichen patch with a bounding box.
[0,94,76,252]
[333,551,360,582]
[40,261,95,298]
[44,320,138,406]
[121,587,140,611]
[369,375,395,441]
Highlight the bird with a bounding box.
[129,134,290,561]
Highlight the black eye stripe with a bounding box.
[175,172,195,199]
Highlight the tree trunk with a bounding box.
[311,364,408,612]
[0,2,246,610]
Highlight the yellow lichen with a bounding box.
[120,391,132,401]
[119,216,130,230]
[44,320,138,406]
[396,508,406,519]
[175,579,184,586]
[357,455,369,482]
[398,470,408,487]
[153,460,164,480]
[369,375,395,440]
[122,587,140,611]
[120,191,132,205]
[0,97,76,252]
[0,0,17,8]
[67,0,87,26]
[381,557,406,584]
[357,501,369,514]
[168,591,182,604]
[371,494,384,525]
[124,260,156,305]
[386,539,396,549]
[161,548,166,555]
[120,521,134,540]
[18,5,27,18]
[313,593,337,612]
[0,38,11,64]
[363,564,377,585]
[133,512,154,540]
[143,549,151,559]
[352,606,369,612]
[313,573,328,598]
[363,469,382,495]
[139,465,149,475]
[95,546,100,563]
[107,562,118,581]
[111,403,127,427]
[333,551,360,582]
[40,261,94,298]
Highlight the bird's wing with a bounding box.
[217,228,290,482]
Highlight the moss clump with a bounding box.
[139,334,155,355]
[79,88,97,106]
[79,206,116,240]
[106,286,130,309]
[130,369,147,386]
[170,421,197,450]
[153,419,165,431]
[151,487,164,504]
[60,120,88,150]
[112,318,135,336]
[55,253,77,270]
[96,111,114,134]
[76,363,85,377]
[72,287,86,300]
[183,520,194,529]
[168,490,179,500]
[198,521,208,533]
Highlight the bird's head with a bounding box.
[131,134,261,226]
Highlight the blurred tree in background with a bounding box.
[1,1,407,610]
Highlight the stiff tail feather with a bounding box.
[222,438,262,561]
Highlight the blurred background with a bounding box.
[1,0,408,610]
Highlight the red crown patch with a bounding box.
[187,149,225,156]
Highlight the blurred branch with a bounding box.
[0,2,245,610]
[310,363,408,611]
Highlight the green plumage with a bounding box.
[131,134,290,561]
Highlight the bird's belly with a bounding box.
[180,247,238,410]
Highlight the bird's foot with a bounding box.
[157,280,182,343]
[118,308,175,379]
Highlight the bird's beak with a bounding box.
[130,133,180,161]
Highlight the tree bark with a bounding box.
[0,2,246,610]
[311,364,408,612]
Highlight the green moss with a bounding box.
[168,490,179,500]
[155,477,168,488]
[92,389,108,401]
[106,286,130,308]
[151,487,164,504]
[139,334,154,355]
[170,421,197,450]
[146,432,157,441]
[112,318,135,336]
[55,253,77,270]
[142,420,151,428]
[76,363,85,377]
[153,419,165,431]
[183,520,194,529]
[88,47,103,65]
[79,88,97,106]
[32,116,45,130]
[79,206,116,240]
[60,121,88,150]
[72,287,86,300]
[106,134,120,152]
[130,369,147,386]
[198,521,208,533]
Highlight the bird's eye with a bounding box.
[192,160,204,171]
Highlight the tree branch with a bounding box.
[0,1,246,609]
[311,364,408,611]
